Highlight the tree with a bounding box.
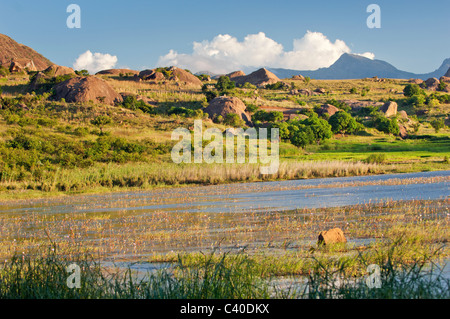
[75,69,90,76]
[328,111,360,134]
[302,115,333,142]
[270,121,290,139]
[375,117,399,135]
[430,119,445,133]
[290,125,315,148]
[216,76,235,92]
[91,115,112,134]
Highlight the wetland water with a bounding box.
[1,170,449,215]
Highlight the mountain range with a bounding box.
[267,53,450,80]
[1,33,449,81]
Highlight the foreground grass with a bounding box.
[0,197,448,299]
[1,234,448,299]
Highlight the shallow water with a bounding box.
[1,170,448,215]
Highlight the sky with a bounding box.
[1,0,449,74]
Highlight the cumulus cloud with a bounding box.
[73,50,118,74]
[157,31,375,73]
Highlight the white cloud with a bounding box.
[157,31,375,73]
[73,50,118,74]
[355,52,376,60]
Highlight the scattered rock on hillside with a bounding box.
[96,69,140,76]
[29,71,50,91]
[409,78,424,85]
[344,99,384,111]
[170,67,203,87]
[380,101,398,117]
[298,89,312,96]
[139,69,165,81]
[424,77,440,91]
[398,110,409,119]
[226,70,246,79]
[318,228,347,246]
[139,66,202,87]
[291,74,305,81]
[232,68,280,87]
[0,33,53,71]
[399,124,408,139]
[204,96,251,125]
[440,76,450,83]
[43,65,75,77]
[53,76,123,105]
[316,104,340,117]
[314,88,327,94]
[9,59,37,73]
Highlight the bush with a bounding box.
[223,113,245,127]
[216,76,235,92]
[328,111,361,134]
[75,70,89,76]
[168,106,203,119]
[265,82,288,90]
[365,153,386,164]
[287,115,332,147]
[403,84,424,97]
[430,119,445,133]
[408,94,426,107]
[91,115,112,134]
[438,80,447,92]
[375,117,400,135]
[240,82,257,89]
[122,95,155,114]
[245,103,259,113]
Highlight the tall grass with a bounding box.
[0,241,448,299]
[0,160,383,196]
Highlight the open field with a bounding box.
[1,69,449,300]
[1,73,449,200]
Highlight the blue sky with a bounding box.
[1,0,449,73]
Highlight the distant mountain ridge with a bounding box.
[268,53,450,80]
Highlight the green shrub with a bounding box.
[329,111,361,134]
[430,119,445,133]
[223,113,245,127]
[375,117,400,135]
[408,94,426,107]
[215,76,235,92]
[403,84,424,97]
[365,153,386,164]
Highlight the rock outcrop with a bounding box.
[0,33,53,71]
[96,69,140,76]
[316,104,340,117]
[380,101,398,117]
[204,96,251,125]
[53,76,123,105]
[231,68,280,87]
[318,228,347,246]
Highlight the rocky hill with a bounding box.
[0,33,53,71]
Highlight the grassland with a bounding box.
[0,73,449,201]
